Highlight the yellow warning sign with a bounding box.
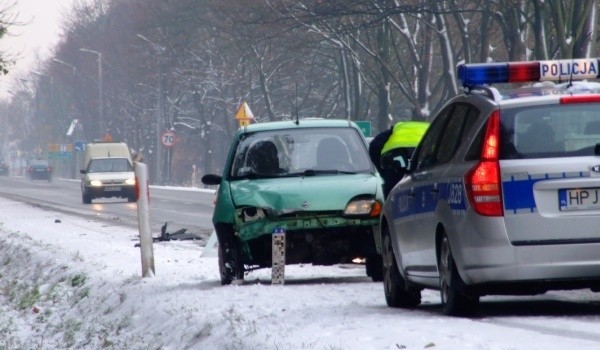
[234,101,254,127]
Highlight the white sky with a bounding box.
[0,189,599,348]
[0,0,76,99]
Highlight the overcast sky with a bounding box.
[0,0,76,99]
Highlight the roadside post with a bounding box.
[272,227,286,284]
[135,162,155,277]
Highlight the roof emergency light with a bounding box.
[458,58,600,87]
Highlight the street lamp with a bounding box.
[79,48,104,134]
[52,58,76,75]
[137,34,166,184]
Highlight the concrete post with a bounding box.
[135,162,155,277]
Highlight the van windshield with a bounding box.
[87,158,133,173]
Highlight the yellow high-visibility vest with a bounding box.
[381,121,430,155]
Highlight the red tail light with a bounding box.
[465,110,503,216]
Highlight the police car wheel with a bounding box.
[382,227,421,308]
[439,234,479,316]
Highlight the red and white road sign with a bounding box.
[161,130,175,147]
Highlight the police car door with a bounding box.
[397,106,454,277]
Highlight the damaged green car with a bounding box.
[202,119,384,285]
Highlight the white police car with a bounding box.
[380,58,600,316]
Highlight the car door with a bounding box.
[393,106,452,278]
[396,103,479,279]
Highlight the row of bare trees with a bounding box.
[0,0,598,184]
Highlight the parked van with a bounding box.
[80,142,136,204]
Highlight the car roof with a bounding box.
[238,119,357,133]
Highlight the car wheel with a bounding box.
[381,226,421,308]
[366,254,383,282]
[439,234,479,316]
[127,194,136,202]
[217,237,244,285]
[82,192,92,204]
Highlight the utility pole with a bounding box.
[137,34,166,184]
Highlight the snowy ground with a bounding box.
[1,197,600,349]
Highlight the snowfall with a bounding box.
[1,196,600,349]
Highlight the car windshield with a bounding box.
[501,103,600,159]
[229,127,374,179]
[87,158,132,173]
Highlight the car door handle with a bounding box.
[430,187,439,194]
[407,192,416,198]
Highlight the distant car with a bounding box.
[27,159,52,181]
[202,119,385,285]
[380,58,600,316]
[0,159,8,176]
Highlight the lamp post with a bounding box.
[79,48,104,134]
[137,34,165,184]
[52,58,76,75]
[53,58,78,178]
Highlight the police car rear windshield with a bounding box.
[500,103,600,159]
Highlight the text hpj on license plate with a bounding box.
[559,188,600,211]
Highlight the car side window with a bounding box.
[436,103,480,164]
[413,106,452,170]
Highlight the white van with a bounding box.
[80,142,136,204]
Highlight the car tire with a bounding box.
[217,237,244,285]
[382,226,421,308]
[366,254,383,282]
[127,194,136,203]
[439,233,479,316]
[82,192,92,204]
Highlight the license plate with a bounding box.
[559,188,600,211]
[105,186,121,192]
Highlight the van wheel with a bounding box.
[82,192,92,204]
[382,226,421,308]
[439,234,479,316]
[218,238,244,285]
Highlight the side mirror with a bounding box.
[80,169,87,174]
[201,174,222,186]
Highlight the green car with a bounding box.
[202,119,385,285]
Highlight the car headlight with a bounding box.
[90,180,102,187]
[344,199,382,217]
[241,207,266,222]
[125,178,136,185]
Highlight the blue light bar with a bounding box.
[457,58,600,87]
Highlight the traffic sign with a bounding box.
[355,121,372,137]
[161,130,175,147]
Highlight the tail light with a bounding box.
[464,110,503,216]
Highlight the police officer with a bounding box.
[369,121,429,198]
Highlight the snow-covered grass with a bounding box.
[1,197,600,349]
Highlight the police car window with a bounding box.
[501,104,600,159]
[435,104,475,164]
[414,106,452,170]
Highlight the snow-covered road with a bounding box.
[1,197,600,349]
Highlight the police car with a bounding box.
[379,58,600,316]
